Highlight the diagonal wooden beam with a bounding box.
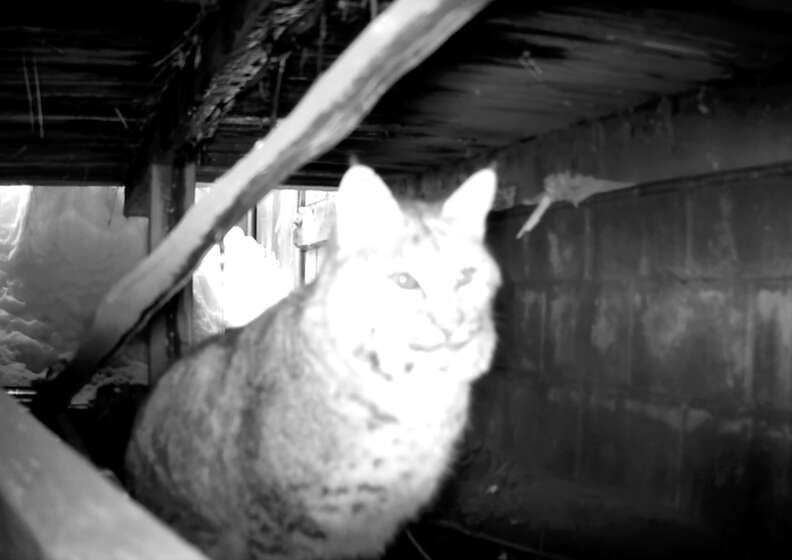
[31,0,495,414]
[124,0,324,216]
[0,391,208,559]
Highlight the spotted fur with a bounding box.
[125,164,501,560]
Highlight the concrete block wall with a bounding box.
[434,167,792,558]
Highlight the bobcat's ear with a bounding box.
[442,167,497,239]
[334,165,403,251]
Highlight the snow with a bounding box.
[193,225,292,336]
[0,185,293,405]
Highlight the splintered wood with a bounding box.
[33,0,495,411]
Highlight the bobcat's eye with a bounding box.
[456,267,475,287]
[390,272,420,290]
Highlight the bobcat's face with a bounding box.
[320,165,501,380]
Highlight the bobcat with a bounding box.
[125,164,501,559]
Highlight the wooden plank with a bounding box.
[394,82,792,214]
[293,196,335,249]
[147,162,173,384]
[147,160,196,384]
[31,0,494,413]
[0,390,208,560]
[257,189,301,289]
[124,0,322,217]
[175,160,196,352]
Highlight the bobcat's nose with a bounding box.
[430,304,464,340]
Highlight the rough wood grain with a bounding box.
[0,390,208,560]
[124,0,324,216]
[294,196,335,249]
[393,82,792,213]
[31,0,494,412]
[147,160,196,384]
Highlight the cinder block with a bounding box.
[632,283,748,403]
[678,412,792,554]
[688,184,739,278]
[503,373,552,471]
[492,285,546,373]
[589,194,643,280]
[540,387,584,478]
[587,282,634,387]
[579,395,680,505]
[751,283,792,408]
[731,177,792,278]
[545,285,584,383]
[464,372,581,486]
[638,188,687,279]
[519,202,585,282]
[578,395,629,488]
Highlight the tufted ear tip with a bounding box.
[342,163,389,187]
[442,167,497,238]
[334,165,402,251]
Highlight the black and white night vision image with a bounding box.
[1,1,792,559]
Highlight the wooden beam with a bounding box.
[124,0,324,217]
[293,196,335,249]
[394,82,792,212]
[30,0,493,413]
[147,162,174,384]
[147,159,196,384]
[175,161,197,353]
[0,390,208,559]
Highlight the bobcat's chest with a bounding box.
[295,379,469,553]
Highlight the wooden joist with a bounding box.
[293,196,335,249]
[31,0,494,413]
[397,82,792,214]
[124,0,324,216]
[147,159,196,384]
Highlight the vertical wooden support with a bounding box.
[147,157,196,385]
[173,160,196,352]
[147,162,171,384]
[246,204,258,239]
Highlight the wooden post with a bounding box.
[174,159,196,353]
[147,157,196,384]
[147,161,172,384]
